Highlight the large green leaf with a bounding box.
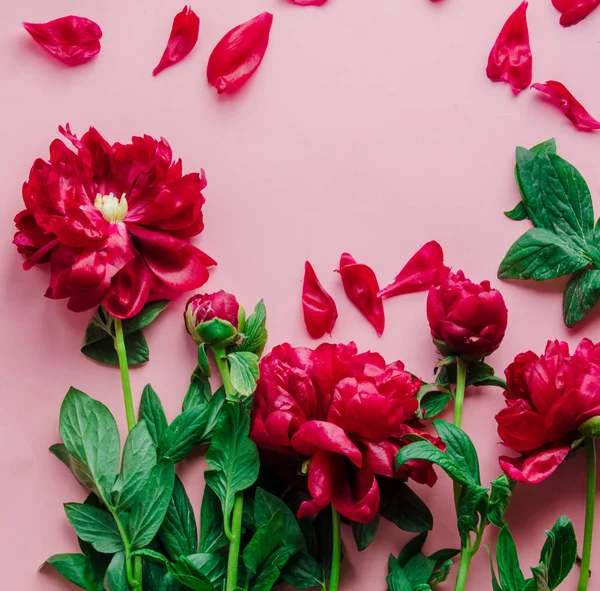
[125,300,170,332]
[199,486,227,553]
[563,269,600,328]
[159,476,198,560]
[387,560,412,591]
[281,552,326,590]
[227,351,260,397]
[158,405,211,463]
[248,546,293,591]
[434,420,481,485]
[183,370,212,411]
[378,479,433,533]
[186,553,228,587]
[139,384,169,447]
[404,553,436,586]
[64,504,123,554]
[497,526,526,591]
[104,552,128,591]
[128,459,176,549]
[397,533,427,567]
[236,300,268,357]
[498,228,590,281]
[50,443,96,492]
[540,515,577,589]
[205,404,259,527]
[46,554,103,591]
[457,486,489,545]
[352,515,379,552]
[244,510,284,574]
[167,556,214,591]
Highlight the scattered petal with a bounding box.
[531,81,600,131]
[486,2,532,94]
[207,12,273,94]
[302,261,338,339]
[337,253,385,336]
[378,241,450,299]
[153,6,200,76]
[552,0,600,26]
[23,16,102,66]
[289,0,328,5]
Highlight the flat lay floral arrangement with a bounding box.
[8,1,600,591]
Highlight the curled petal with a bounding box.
[103,255,153,319]
[338,253,385,336]
[23,16,102,66]
[332,468,380,523]
[552,0,600,26]
[153,6,200,76]
[206,12,273,94]
[496,401,548,453]
[499,446,570,484]
[302,261,338,339]
[378,240,450,299]
[486,2,532,94]
[298,450,334,519]
[531,81,600,131]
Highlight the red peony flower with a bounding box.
[184,290,240,345]
[251,342,440,523]
[427,270,508,357]
[497,339,600,484]
[13,125,215,319]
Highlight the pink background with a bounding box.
[1,0,599,589]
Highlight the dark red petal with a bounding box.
[332,468,380,523]
[531,81,600,131]
[338,253,385,336]
[552,0,600,26]
[153,6,200,76]
[297,450,335,519]
[378,240,450,299]
[103,255,153,319]
[499,447,570,484]
[23,16,102,66]
[486,2,532,94]
[206,12,273,94]
[302,261,338,339]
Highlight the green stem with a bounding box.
[453,357,468,509]
[110,507,141,590]
[578,438,596,591]
[213,346,236,400]
[471,518,488,555]
[454,542,473,591]
[329,506,341,591]
[226,493,244,591]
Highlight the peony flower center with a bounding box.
[94,192,128,224]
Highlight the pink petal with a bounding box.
[338,253,385,336]
[531,81,600,131]
[552,0,600,26]
[153,6,200,76]
[302,261,338,339]
[289,0,329,4]
[486,2,532,94]
[499,446,570,484]
[206,12,273,94]
[23,16,102,66]
[378,240,450,299]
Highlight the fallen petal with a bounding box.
[338,253,385,336]
[486,2,532,94]
[531,80,600,131]
[23,16,102,66]
[378,240,450,299]
[207,12,273,94]
[552,0,600,26]
[289,0,329,5]
[153,6,200,76]
[302,261,338,339]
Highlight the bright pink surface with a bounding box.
[1,0,599,589]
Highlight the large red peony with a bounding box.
[497,339,600,484]
[13,125,215,318]
[251,342,440,523]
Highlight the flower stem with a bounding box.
[226,493,244,591]
[454,542,473,591]
[578,438,596,591]
[212,346,236,400]
[329,506,341,591]
[453,357,468,509]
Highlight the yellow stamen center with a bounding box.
[94,192,128,224]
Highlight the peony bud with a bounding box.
[184,290,241,346]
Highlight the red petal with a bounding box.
[531,81,600,131]
[378,241,450,299]
[486,2,532,94]
[153,6,200,76]
[289,0,328,4]
[103,255,153,319]
[302,261,338,339]
[206,12,273,94]
[499,446,570,484]
[338,253,385,336]
[298,450,335,519]
[552,0,600,26]
[332,467,380,523]
[23,16,102,66]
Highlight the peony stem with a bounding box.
[579,438,596,591]
[453,357,468,510]
[329,506,341,591]
[454,542,473,591]
[212,345,236,400]
[226,493,244,591]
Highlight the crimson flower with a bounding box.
[13,125,215,319]
[427,271,508,357]
[497,339,600,484]
[185,291,240,345]
[251,342,440,523]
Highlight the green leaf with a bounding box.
[488,475,515,528]
[457,486,490,545]
[82,329,149,366]
[404,553,436,586]
[158,405,211,463]
[378,479,433,533]
[281,552,326,590]
[387,560,412,591]
[398,533,427,567]
[183,369,212,411]
[236,300,268,357]
[129,548,169,565]
[125,300,170,333]
[497,526,526,591]
[540,515,577,589]
[429,558,453,586]
[167,556,214,591]
[113,420,156,510]
[486,546,503,591]
[428,548,460,564]
[128,458,176,549]
[104,552,128,591]
[505,201,529,221]
[498,228,590,281]
[254,488,307,553]
[227,351,259,397]
[433,420,481,485]
[352,515,379,552]
[159,476,198,560]
[563,269,600,327]
[199,485,227,553]
[46,554,102,591]
[50,443,96,492]
[205,404,259,527]
[186,553,228,587]
[139,384,169,447]
[59,388,120,503]
[248,545,293,591]
[64,503,123,554]
[418,387,452,419]
[244,510,284,573]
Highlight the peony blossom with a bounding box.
[251,342,440,523]
[497,339,600,484]
[185,291,239,345]
[13,125,215,319]
[153,6,200,76]
[302,261,337,339]
[427,271,508,357]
